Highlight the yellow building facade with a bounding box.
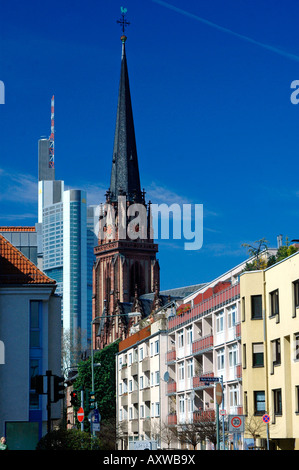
[240,251,299,450]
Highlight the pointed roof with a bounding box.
[109,35,142,203]
[0,234,56,285]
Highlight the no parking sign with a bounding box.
[228,415,245,433]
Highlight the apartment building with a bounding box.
[240,250,299,450]
[116,313,170,450]
[165,261,248,450]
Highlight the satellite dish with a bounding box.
[163,371,170,382]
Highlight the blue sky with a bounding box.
[1,0,299,290]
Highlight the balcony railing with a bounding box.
[192,334,213,355]
[193,410,215,423]
[166,350,176,363]
[167,413,177,426]
[166,381,176,395]
[193,371,214,389]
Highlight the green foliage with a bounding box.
[242,236,298,272]
[73,340,120,425]
[36,428,101,450]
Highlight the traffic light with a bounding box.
[89,391,96,410]
[70,390,79,407]
[31,374,44,394]
[85,390,96,413]
[53,375,65,403]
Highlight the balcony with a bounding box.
[235,363,242,380]
[192,334,213,355]
[131,390,138,404]
[166,350,176,364]
[131,361,138,376]
[167,413,177,426]
[193,372,214,389]
[193,410,215,423]
[166,381,176,395]
[121,365,128,379]
[142,418,151,433]
[235,322,241,339]
[131,419,139,433]
[142,387,151,402]
[121,393,128,406]
[142,357,150,372]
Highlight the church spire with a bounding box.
[109,13,142,203]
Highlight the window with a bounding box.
[270,290,279,317]
[119,382,123,395]
[273,389,282,416]
[229,344,238,367]
[228,305,236,329]
[140,376,144,389]
[154,340,159,355]
[296,386,299,413]
[241,297,245,322]
[252,343,264,367]
[30,301,41,348]
[295,333,299,361]
[216,310,224,333]
[178,362,185,381]
[243,344,247,369]
[254,391,265,415]
[139,347,144,361]
[155,402,160,417]
[229,385,239,408]
[179,395,185,414]
[251,295,262,319]
[140,404,144,418]
[29,359,41,409]
[217,348,225,371]
[129,379,133,392]
[119,409,123,421]
[187,359,193,379]
[186,327,193,345]
[178,330,184,349]
[128,352,132,365]
[271,339,281,370]
[293,280,299,316]
[129,407,133,420]
[155,371,160,385]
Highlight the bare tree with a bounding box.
[245,414,265,448]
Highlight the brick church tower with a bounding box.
[92,33,160,349]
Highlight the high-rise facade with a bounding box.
[37,117,96,352]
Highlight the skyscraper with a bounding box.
[37,99,96,353]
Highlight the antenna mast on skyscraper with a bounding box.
[49,95,55,168]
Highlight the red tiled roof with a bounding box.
[0,226,36,232]
[0,234,55,285]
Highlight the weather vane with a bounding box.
[117,7,130,34]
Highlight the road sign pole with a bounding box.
[81,390,84,431]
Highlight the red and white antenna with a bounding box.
[49,95,55,168]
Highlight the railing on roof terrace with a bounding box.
[168,283,240,330]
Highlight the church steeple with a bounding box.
[109,34,142,203]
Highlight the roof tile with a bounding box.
[0,234,55,285]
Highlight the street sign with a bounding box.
[77,406,84,423]
[88,408,101,432]
[219,409,226,416]
[228,415,245,433]
[262,414,270,423]
[199,376,220,382]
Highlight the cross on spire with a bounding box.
[117,7,130,33]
